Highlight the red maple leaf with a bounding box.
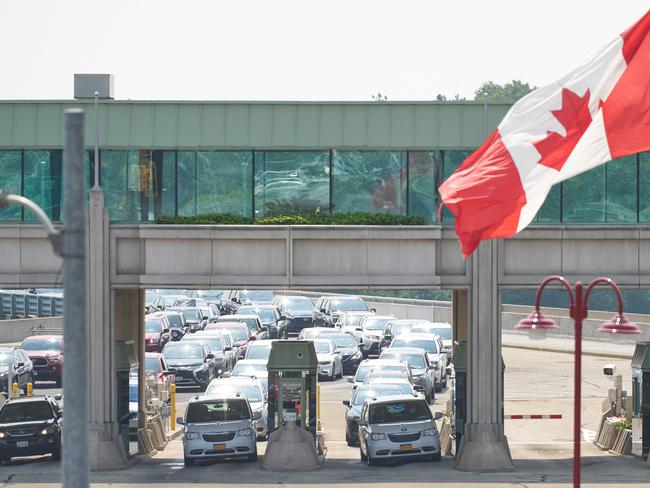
[533,88,592,172]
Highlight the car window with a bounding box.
[0,401,54,422]
[391,338,439,354]
[246,344,272,360]
[232,363,267,377]
[353,386,403,406]
[329,299,368,312]
[331,335,357,348]
[205,383,262,402]
[363,318,389,331]
[21,337,63,351]
[313,341,332,353]
[162,344,204,359]
[185,399,250,422]
[369,401,432,423]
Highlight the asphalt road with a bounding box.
[3,346,647,487]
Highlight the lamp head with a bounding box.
[515,310,559,331]
[597,314,641,335]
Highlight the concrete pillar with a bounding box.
[87,188,127,468]
[456,239,514,471]
[452,289,469,343]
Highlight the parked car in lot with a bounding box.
[313,296,370,328]
[379,347,436,403]
[381,319,428,349]
[358,394,442,465]
[314,339,343,380]
[237,305,287,339]
[205,376,268,440]
[0,347,34,392]
[328,334,363,374]
[20,335,63,387]
[217,315,268,341]
[0,395,63,463]
[181,335,229,376]
[178,393,260,465]
[222,290,276,315]
[390,333,448,391]
[144,352,174,392]
[273,295,314,336]
[348,359,412,390]
[205,323,251,359]
[161,342,216,389]
[229,359,268,391]
[342,384,404,446]
[411,322,453,361]
[144,314,171,353]
[167,306,207,332]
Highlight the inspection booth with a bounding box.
[631,341,650,459]
[267,340,318,439]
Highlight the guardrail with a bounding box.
[0,290,64,319]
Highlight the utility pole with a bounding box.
[62,109,88,488]
[93,91,100,188]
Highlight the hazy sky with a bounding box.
[1,1,647,101]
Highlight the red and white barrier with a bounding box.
[505,414,562,420]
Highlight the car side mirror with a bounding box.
[370,308,376,313]
[320,308,326,313]
[252,411,262,420]
[202,315,209,320]
[279,315,287,321]
[17,362,24,368]
[205,353,215,360]
[261,326,268,332]
[355,327,363,331]
[176,417,185,425]
[433,412,443,420]
[342,400,351,407]
[163,328,169,334]
[346,377,354,383]
[224,346,233,352]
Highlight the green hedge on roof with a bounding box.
[155,212,427,225]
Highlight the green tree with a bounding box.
[474,80,536,102]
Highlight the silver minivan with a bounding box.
[177,393,261,465]
[358,394,442,465]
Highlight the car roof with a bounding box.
[393,333,439,340]
[211,322,247,328]
[231,314,259,319]
[365,393,422,405]
[342,310,373,315]
[238,304,276,309]
[361,315,395,320]
[383,347,427,355]
[359,358,406,366]
[209,376,263,387]
[313,338,334,344]
[325,295,362,301]
[236,359,268,365]
[248,340,274,346]
[1,395,56,406]
[190,392,250,402]
[414,322,452,328]
[389,319,429,325]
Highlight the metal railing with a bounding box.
[0,290,64,319]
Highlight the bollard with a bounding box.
[12,382,19,399]
[317,383,321,431]
[27,383,32,397]
[170,384,176,431]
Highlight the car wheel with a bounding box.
[359,447,367,462]
[426,390,433,405]
[184,456,195,466]
[51,444,62,461]
[432,452,441,462]
[55,378,62,388]
[248,449,258,462]
[435,381,442,393]
[366,451,377,466]
[329,368,335,381]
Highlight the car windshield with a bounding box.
[165,315,183,328]
[369,401,432,423]
[241,290,274,301]
[330,299,367,312]
[185,399,250,422]
[205,384,262,402]
[238,308,275,323]
[366,370,407,381]
[182,309,200,321]
[219,327,248,342]
[383,353,426,369]
[0,352,12,366]
[145,357,160,373]
[0,401,53,423]
[198,290,224,299]
[232,363,266,377]
[162,344,204,360]
[185,337,223,352]
[145,319,162,333]
[236,318,258,332]
[363,318,389,331]
[342,314,366,327]
[353,387,403,406]
[354,363,374,382]
[331,335,357,348]
[247,344,272,360]
[21,338,62,351]
[414,327,452,340]
[391,323,416,336]
[314,341,332,353]
[392,338,439,354]
[281,297,313,313]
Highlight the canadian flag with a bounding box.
[439,10,650,258]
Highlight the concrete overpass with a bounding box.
[2,189,650,471]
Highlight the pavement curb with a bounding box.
[503,342,632,360]
[166,428,183,441]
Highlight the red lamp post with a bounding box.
[516,276,640,488]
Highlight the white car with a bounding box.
[229,359,268,392]
[390,333,448,391]
[313,339,343,380]
[205,376,268,440]
[411,322,453,361]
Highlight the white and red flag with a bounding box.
[439,10,650,257]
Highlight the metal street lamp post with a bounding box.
[516,275,640,488]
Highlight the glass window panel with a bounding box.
[640,153,650,222]
[177,151,197,216]
[23,150,62,221]
[100,150,129,221]
[562,166,605,222]
[0,151,22,220]
[129,150,154,222]
[606,155,637,222]
[160,151,176,217]
[254,151,328,217]
[331,151,406,214]
[440,150,471,222]
[197,151,252,217]
[408,151,440,223]
[533,183,561,222]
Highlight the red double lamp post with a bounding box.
[516,276,640,488]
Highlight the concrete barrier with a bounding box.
[0,316,63,343]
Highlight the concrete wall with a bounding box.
[0,316,63,343]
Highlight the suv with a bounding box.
[412,322,453,361]
[0,396,63,463]
[313,296,369,328]
[358,394,442,465]
[390,333,448,391]
[236,305,287,339]
[272,295,315,336]
[20,336,64,387]
[161,342,216,389]
[178,393,260,465]
[217,315,268,341]
[379,347,436,404]
[222,290,276,315]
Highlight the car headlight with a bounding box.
[0,431,5,439]
[349,415,360,421]
[237,428,253,437]
[40,426,56,436]
[352,350,362,359]
[370,433,385,441]
[185,432,200,440]
[49,356,62,363]
[423,428,438,437]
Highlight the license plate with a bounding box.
[33,371,38,376]
[399,444,412,451]
[213,444,226,451]
[17,441,29,448]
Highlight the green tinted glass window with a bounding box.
[23,150,63,221]
[160,151,176,217]
[0,151,22,220]
[254,151,329,217]
[440,150,471,222]
[640,153,650,222]
[534,183,561,222]
[606,155,637,222]
[408,150,440,223]
[562,166,605,222]
[332,151,406,214]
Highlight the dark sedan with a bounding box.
[236,305,287,339]
[273,295,315,336]
[328,333,363,374]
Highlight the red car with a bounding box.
[204,322,250,359]
[144,314,171,353]
[20,335,64,387]
[144,352,174,392]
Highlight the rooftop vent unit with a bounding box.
[74,74,114,99]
